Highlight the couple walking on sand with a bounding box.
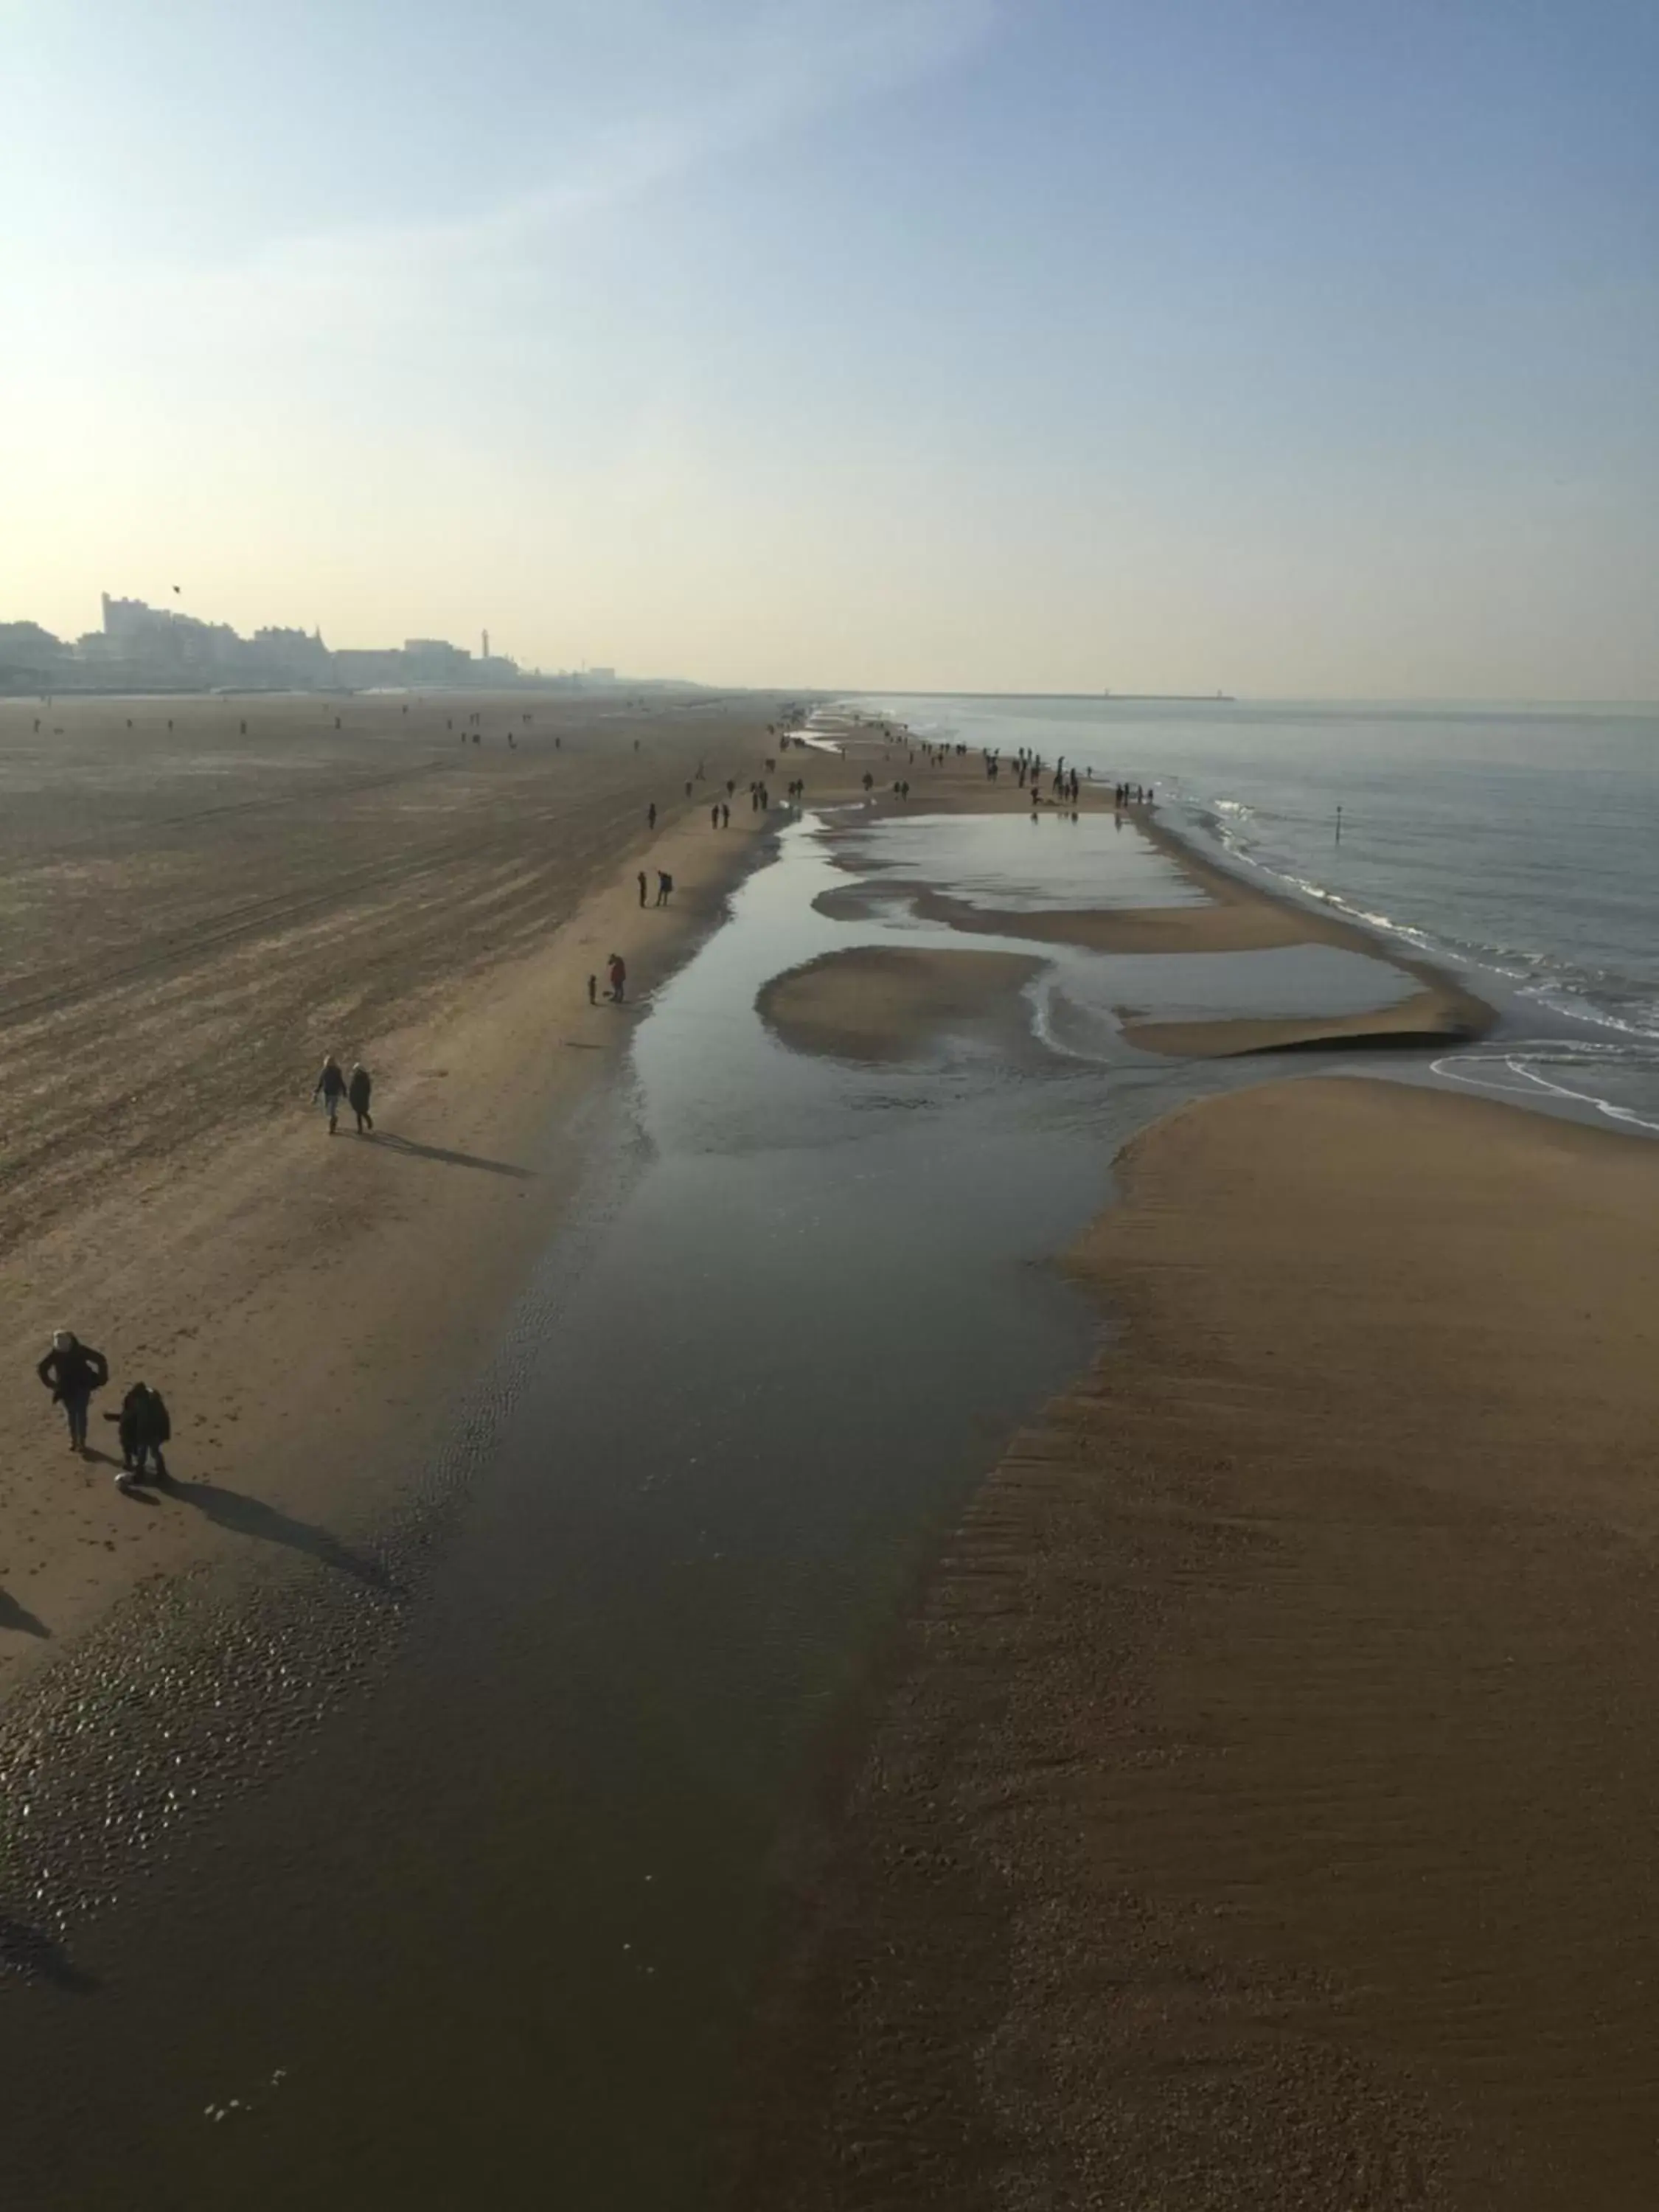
[37,1329,172,1492]
[313,1055,374,1135]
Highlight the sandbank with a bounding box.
[893,810,1495,1054]
[737,1079,1659,2207]
[757,946,1042,1063]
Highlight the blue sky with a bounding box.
[3,0,1655,694]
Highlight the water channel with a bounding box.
[0,810,1457,2206]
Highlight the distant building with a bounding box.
[0,594,534,695]
[403,638,473,683]
[332,649,407,688]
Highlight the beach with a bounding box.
[0,688,793,1681]
[736,1074,1659,2206]
[3,699,1655,2209]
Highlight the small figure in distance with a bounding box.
[637,869,648,908]
[684,780,692,799]
[38,1329,108,1456]
[588,973,598,1006]
[721,802,730,827]
[608,952,627,1004]
[655,870,673,907]
[313,1053,348,1135]
[647,802,657,830]
[110,1380,171,1491]
[711,803,720,829]
[348,1062,374,1134]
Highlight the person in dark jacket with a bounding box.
[347,1062,374,1134]
[313,1054,348,1134]
[37,1329,108,1453]
[110,1382,171,1489]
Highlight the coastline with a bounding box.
[4,698,1633,2203]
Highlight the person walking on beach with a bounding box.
[647,802,657,831]
[637,869,648,908]
[37,1329,108,1455]
[655,870,673,907]
[588,973,598,1006]
[721,802,730,827]
[313,1054,348,1135]
[111,1380,171,1489]
[712,803,721,829]
[347,1062,374,1134]
[607,953,627,1004]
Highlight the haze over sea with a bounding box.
[850,695,1659,1132]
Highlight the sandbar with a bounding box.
[757,946,1042,1063]
[737,1079,1659,2205]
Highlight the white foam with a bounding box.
[1430,1040,1659,1136]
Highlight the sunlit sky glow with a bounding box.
[3,0,1655,695]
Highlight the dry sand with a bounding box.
[0,689,795,1689]
[735,1079,1659,2209]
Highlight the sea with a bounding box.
[849,695,1659,1135]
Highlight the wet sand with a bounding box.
[757,946,1042,1062]
[736,1078,1659,2208]
[0,689,793,1687]
[895,805,1494,1054]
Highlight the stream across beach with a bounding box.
[2,715,1656,2208]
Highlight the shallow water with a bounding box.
[827,807,1206,911]
[0,816,1253,2209]
[848,694,1659,1121]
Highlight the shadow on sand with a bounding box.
[0,1913,97,1995]
[368,1131,534,1180]
[0,1590,49,1638]
[171,1480,400,1596]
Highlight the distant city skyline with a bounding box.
[0,589,546,695]
[3,2,1655,700]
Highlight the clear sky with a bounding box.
[3,0,1655,696]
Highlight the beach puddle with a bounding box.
[763,812,1422,1068]
[825,806,1206,911]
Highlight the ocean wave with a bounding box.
[1431,1040,1659,1137]
[1180,797,1659,1044]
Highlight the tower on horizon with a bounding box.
[481,628,490,661]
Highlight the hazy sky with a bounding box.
[4,0,1655,695]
